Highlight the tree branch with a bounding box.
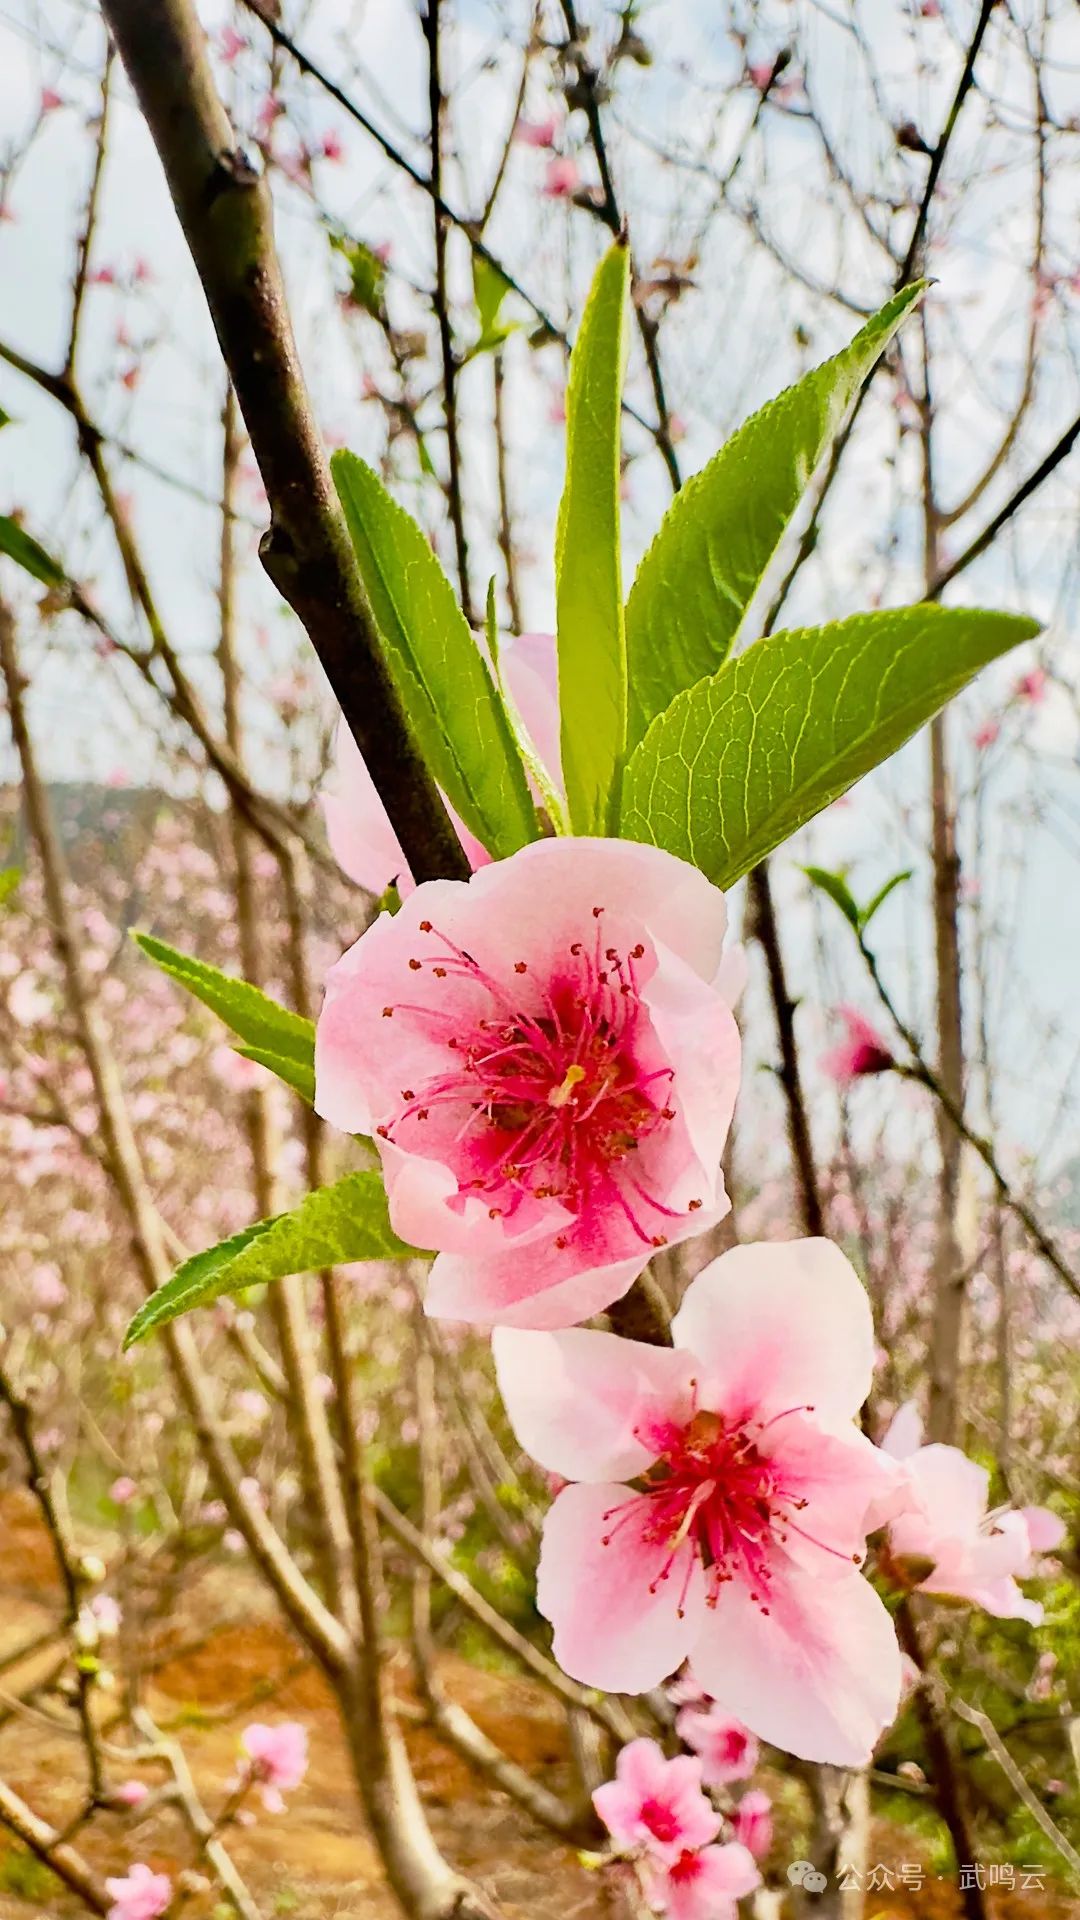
[99,0,467,886]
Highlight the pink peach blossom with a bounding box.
[105,1863,172,1920]
[240,1721,308,1811]
[593,1738,720,1864]
[973,718,1000,750]
[543,155,580,197]
[322,633,560,897]
[643,1841,760,1920]
[494,1240,903,1761]
[674,1707,758,1785]
[1014,666,1047,703]
[515,115,558,148]
[40,87,63,112]
[218,25,247,61]
[114,1780,150,1808]
[110,1476,138,1506]
[732,1789,772,1860]
[316,838,741,1328]
[821,1007,895,1083]
[882,1404,1059,1621]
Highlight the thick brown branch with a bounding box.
[99,0,467,886]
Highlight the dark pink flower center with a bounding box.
[378,913,697,1244]
[604,1407,853,1615]
[640,1798,682,1845]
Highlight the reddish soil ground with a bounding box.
[1,1489,1077,1919]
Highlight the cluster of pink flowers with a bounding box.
[312,646,1067,1887]
[239,1721,309,1813]
[593,1738,761,1920]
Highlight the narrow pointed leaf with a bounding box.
[332,450,538,859]
[860,868,914,930]
[625,283,927,748]
[556,240,630,832]
[802,866,860,931]
[124,1172,414,1345]
[134,933,314,1085]
[621,605,1039,888]
[0,514,67,590]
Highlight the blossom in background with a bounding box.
[732,1789,773,1861]
[821,1007,895,1084]
[973,717,1000,750]
[643,1841,761,1920]
[90,1593,123,1635]
[240,1721,309,1812]
[1014,665,1047,703]
[882,1403,1065,1621]
[593,1738,720,1864]
[674,1707,758,1785]
[494,1239,903,1762]
[104,1863,172,1920]
[110,1475,138,1506]
[317,837,742,1328]
[114,1780,150,1808]
[322,632,560,898]
[514,114,558,147]
[543,155,580,197]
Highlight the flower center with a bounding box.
[640,1798,682,1845]
[603,1406,846,1616]
[377,913,696,1244]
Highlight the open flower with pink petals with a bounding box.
[105,1863,172,1920]
[821,1007,895,1083]
[316,837,741,1328]
[240,1721,308,1812]
[674,1707,758,1785]
[732,1789,773,1861]
[643,1841,761,1920]
[322,633,560,897]
[494,1240,903,1761]
[882,1404,1064,1622]
[593,1738,720,1864]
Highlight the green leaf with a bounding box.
[124,1172,413,1344]
[133,933,315,1097]
[620,605,1040,888]
[802,865,860,931]
[556,239,630,833]
[0,514,67,590]
[331,450,538,860]
[0,867,20,909]
[624,283,927,749]
[0,407,11,430]
[468,253,516,358]
[860,868,913,930]
[331,234,388,320]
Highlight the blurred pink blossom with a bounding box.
[241,1721,309,1811]
[542,155,580,197]
[218,25,247,61]
[110,1476,138,1507]
[821,1008,895,1084]
[1014,666,1047,703]
[675,1708,758,1785]
[114,1781,150,1808]
[643,1842,760,1920]
[40,87,63,112]
[732,1789,772,1861]
[515,115,558,148]
[105,1863,171,1920]
[973,718,1000,750]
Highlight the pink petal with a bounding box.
[671,1239,875,1427]
[425,1243,649,1330]
[690,1566,901,1766]
[881,1400,924,1458]
[897,1444,990,1545]
[536,1483,705,1694]
[492,1327,693,1481]
[641,940,741,1192]
[322,721,412,896]
[1023,1506,1066,1553]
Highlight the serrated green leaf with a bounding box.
[133,933,314,1085]
[556,240,630,833]
[124,1172,413,1344]
[860,868,913,930]
[232,1044,315,1104]
[0,868,20,909]
[624,283,927,749]
[620,605,1040,888]
[331,451,538,860]
[802,865,860,930]
[0,514,67,590]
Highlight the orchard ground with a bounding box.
[1,1490,1076,1920]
